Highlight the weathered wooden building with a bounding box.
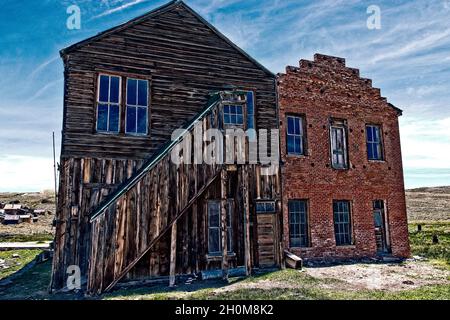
[51,0,281,294]
[52,0,410,295]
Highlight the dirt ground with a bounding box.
[305,260,450,291]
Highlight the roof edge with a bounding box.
[60,0,179,56]
[59,0,275,77]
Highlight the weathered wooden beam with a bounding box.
[242,165,251,276]
[103,168,222,293]
[169,222,177,287]
[284,250,302,270]
[220,168,228,281]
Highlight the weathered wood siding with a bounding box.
[61,3,276,159]
[53,1,280,294]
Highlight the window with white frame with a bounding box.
[97,74,121,133]
[126,78,149,135]
[223,105,244,126]
[286,115,305,155]
[366,125,383,160]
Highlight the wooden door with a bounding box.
[256,213,277,267]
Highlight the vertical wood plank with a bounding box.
[220,168,228,280]
[169,222,177,287]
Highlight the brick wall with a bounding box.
[277,54,410,260]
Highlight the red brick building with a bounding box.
[277,54,410,260]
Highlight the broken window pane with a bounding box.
[330,123,348,169]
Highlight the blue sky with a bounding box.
[0,0,449,191]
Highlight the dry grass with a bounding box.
[406,186,450,222]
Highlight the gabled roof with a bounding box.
[60,0,274,77]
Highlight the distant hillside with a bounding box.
[406,186,450,222]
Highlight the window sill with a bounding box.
[125,132,149,137]
[206,253,236,261]
[367,159,386,163]
[331,167,350,171]
[286,154,308,158]
[290,246,312,250]
[96,131,120,135]
[95,131,149,137]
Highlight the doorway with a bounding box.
[373,200,391,254]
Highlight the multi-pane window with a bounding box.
[330,120,348,169]
[286,115,305,155]
[223,105,244,126]
[255,201,276,213]
[97,75,121,133]
[333,200,352,246]
[288,200,309,247]
[366,125,383,160]
[126,78,149,135]
[208,200,233,255]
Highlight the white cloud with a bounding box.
[0,155,55,192]
[92,0,148,19]
[400,117,450,169]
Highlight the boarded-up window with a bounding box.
[333,200,352,246]
[288,200,309,247]
[366,125,383,160]
[286,115,305,155]
[330,119,348,169]
[208,200,233,255]
[126,78,149,135]
[96,74,121,133]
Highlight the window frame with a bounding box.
[255,200,276,214]
[207,200,234,256]
[366,124,384,161]
[329,119,349,170]
[125,77,150,136]
[288,199,310,248]
[96,73,122,134]
[222,104,245,128]
[333,200,353,246]
[246,91,256,131]
[286,114,307,156]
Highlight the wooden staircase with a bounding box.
[86,94,226,294]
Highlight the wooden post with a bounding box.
[192,201,199,273]
[242,166,251,275]
[220,168,228,281]
[255,166,261,199]
[169,222,177,287]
